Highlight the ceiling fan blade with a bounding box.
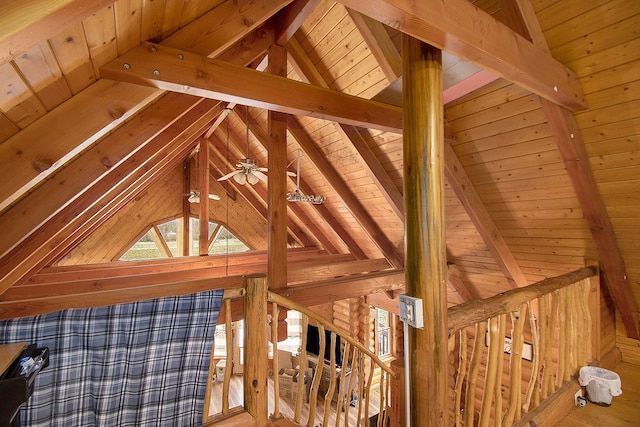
[252,170,268,183]
[208,194,221,201]
[218,170,242,181]
[286,171,297,177]
[256,166,268,172]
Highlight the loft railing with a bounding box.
[204,287,246,423]
[268,292,396,427]
[446,266,597,426]
[204,275,397,427]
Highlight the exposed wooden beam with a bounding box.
[274,269,405,309]
[28,248,328,281]
[346,8,402,83]
[288,116,404,268]
[335,0,586,111]
[340,125,404,219]
[443,143,528,289]
[100,42,403,134]
[216,21,275,66]
[365,293,399,316]
[0,91,199,260]
[0,255,391,319]
[0,0,113,65]
[0,81,162,215]
[442,70,499,105]
[162,0,293,57]
[274,0,321,46]
[501,0,639,338]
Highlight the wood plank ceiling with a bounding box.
[0,0,638,338]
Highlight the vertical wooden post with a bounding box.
[268,43,289,342]
[182,159,191,256]
[199,139,210,256]
[244,274,269,426]
[586,260,601,361]
[390,358,406,427]
[402,34,448,426]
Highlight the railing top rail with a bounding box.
[268,292,397,377]
[223,287,244,300]
[447,266,597,335]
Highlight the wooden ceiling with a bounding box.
[0,0,638,338]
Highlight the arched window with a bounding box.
[119,218,249,261]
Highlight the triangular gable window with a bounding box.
[120,218,249,261]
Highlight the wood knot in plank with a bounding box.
[32,159,53,172]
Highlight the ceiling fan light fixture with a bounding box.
[247,172,260,185]
[233,172,247,185]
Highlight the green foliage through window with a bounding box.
[120,218,249,261]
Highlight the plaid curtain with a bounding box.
[0,289,223,427]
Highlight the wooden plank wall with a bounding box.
[532,0,640,359]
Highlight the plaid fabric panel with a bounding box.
[0,289,223,427]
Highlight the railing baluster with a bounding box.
[503,304,526,425]
[334,341,350,427]
[322,332,337,427]
[523,301,539,413]
[344,348,359,426]
[294,314,309,424]
[222,297,232,415]
[454,329,467,426]
[465,320,487,426]
[271,302,280,419]
[307,324,325,427]
[363,354,374,424]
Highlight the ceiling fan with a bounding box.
[186,191,220,203]
[217,106,295,185]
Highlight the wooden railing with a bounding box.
[205,275,397,426]
[204,287,246,424]
[268,292,396,427]
[446,266,597,426]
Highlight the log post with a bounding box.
[390,356,406,426]
[244,274,269,426]
[402,34,448,426]
[268,43,289,342]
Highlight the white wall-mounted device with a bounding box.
[399,294,424,328]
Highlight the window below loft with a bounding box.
[375,308,392,358]
[119,217,249,261]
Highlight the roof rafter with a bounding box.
[274,0,321,46]
[0,0,113,65]
[444,143,529,289]
[287,116,404,268]
[335,0,586,111]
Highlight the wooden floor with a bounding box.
[208,374,381,426]
[559,362,640,426]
